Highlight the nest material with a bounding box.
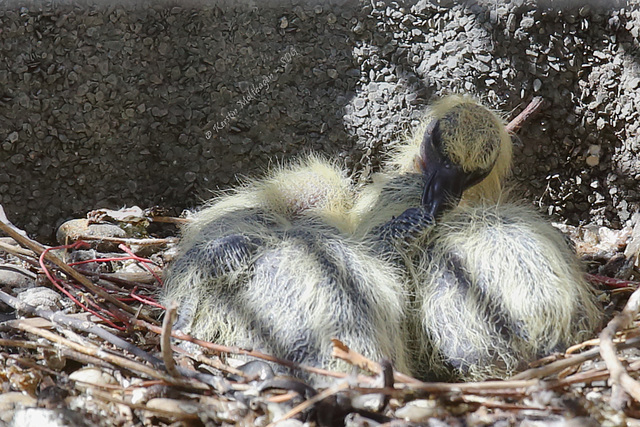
[0,201,639,426]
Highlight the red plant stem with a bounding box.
[118,244,164,286]
[39,241,126,331]
[130,287,165,310]
[587,273,639,290]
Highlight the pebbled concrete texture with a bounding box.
[0,0,638,240]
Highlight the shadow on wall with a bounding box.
[351,0,638,227]
[0,0,363,241]
[1,0,638,242]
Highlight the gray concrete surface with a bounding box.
[0,0,638,240]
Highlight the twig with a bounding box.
[39,242,127,331]
[133,318,359,381]
[0,290,227,392]
[552,359,640,390]
[505,96,545,134]
[599,285,640,407]
[73,268,159,288]
[0,338,41,350]
[148,216,192,225]
[76,236,178,246]
[59,346,121,371]
[511,348,599,381]
[7,320,190,388]
[0,240,37,258]
[0,219,156,323]
[566,329,640,355]
[266,381,350,427]
[118,244,163,286]
[403,378,540,394]
[161,301,180,378]
[173,346,249,380]
[0,289,163,369]
[452,394,562,413]
[89,389,201,421]
[6,319,208,390]
[331,338,423,385]
[588,273,640,290]
[266,392,300,403]
[0,264,37,280]
[331,338,381,374]
[6,354,60,376]
[565,338,599,354]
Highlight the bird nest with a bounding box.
[1,95,640,425]
[0,199,639,427]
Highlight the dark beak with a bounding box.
[418,119,490,219]
[421,166,467,219]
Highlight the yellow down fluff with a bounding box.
[162,155,411,378]
[162,94,602,382]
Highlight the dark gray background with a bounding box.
[0,0,637,241]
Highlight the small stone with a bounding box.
[146,398,200,422]
[185,171,197,182]
[7,131,18,142]
[0,267,34,288]
[10,154,25,164]
[586,155,600,167]
[56,219,127,250]
[626,77,640,90]
[69,367,118,389]
[520,17,535,29]
[533,79,542,92]
[395,399,443,422]
[0,393,37,423]
[17,287,61,311]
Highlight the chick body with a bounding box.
[382,95,602,380]
[162,156,411,377]
[410,203,601,380]
[163,95,602,383]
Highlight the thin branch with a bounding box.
[0,338,41,350]
[134,318,357,381]
[0,240,37,258]
[331,338,381,374]
[0,290,228,392]
[88,389,201,421]
[0,264,37,280]
[77,235,178,246]
[599,285,640,406]
[148,216,192,225]
[0,220,155,323]
[161,301,180,378]
[331,338,422,385]
[266,381,350,427]
[511,349,597,381]
[0,289,163,368]
[173,345,250,380]
[505,96,545,134]
[6,318,208,390]
[588,273,640,290]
